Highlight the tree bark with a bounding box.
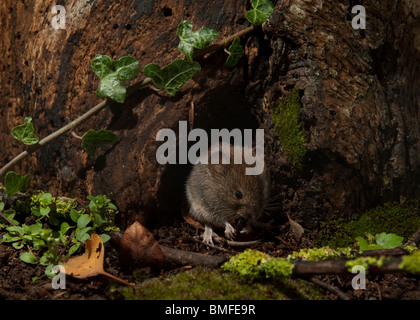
[1,0,419,231]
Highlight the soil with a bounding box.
[1,220,419,300]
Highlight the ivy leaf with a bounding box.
[246,0,274,26]
[96,74,127,103]
[91,54,113,79]
[4,171,30,197]
[11,117,39,145]
[176,20,218,62]
[225,37,245,67]
[81,129,118,155]
[113,56,139,82]
[91,54,139,103]
[144,59,201,96]
[20,252,37,264]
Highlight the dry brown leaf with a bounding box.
[287,213,304,241]
[182,205,204,230]
[118,221,165,268]
[62,233,133,286]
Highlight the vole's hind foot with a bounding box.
[224,222,237,240]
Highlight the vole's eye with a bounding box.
[235,190,243,200]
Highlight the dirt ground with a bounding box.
[1,220,419,300]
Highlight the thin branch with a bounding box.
[0,211,16,226]
[309,276,350,300]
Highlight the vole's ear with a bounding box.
[208,163,229,177]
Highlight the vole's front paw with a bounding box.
[203,225,214,245]
[224,222,237,240]
[240,224,253,234]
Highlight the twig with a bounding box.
[160,245,228,268]
[187,235,236,254]
[309,276,350,300]
[0,211,16,226]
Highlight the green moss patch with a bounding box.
[122,267,289,300]
[316,201,420,248]
[399,251,420,275]
[271,88,306,168]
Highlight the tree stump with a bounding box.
[1,0,419,230]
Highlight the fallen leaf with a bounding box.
[62,233,133,286]
[287,213,304,241]
[118,221,165,269]
[182,205,204,230]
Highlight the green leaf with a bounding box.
[6,225,24,235]
[0,202,4,211]
[246,0,274,26]
[176,20,218,62]
[4,171,30,197]
[69,208,80,223]
[40,206,50,217]
[96,74,127,103]
[20,252,37,264]
[13,242,24,250]
[94,213,104,228]
[99,233,111,243]
[28,223,44,235]
[81,129,118,156]
[11,117,39,145]
[376,232,404,249]
[91,54,114,79]
[68,243,80,255]
[225,37,245,67]
[144,59,201,96]
[92,54,139,103]
[1,209,19,226]
[75,227,91,242]
[44,264,57,278]
[77,214,92,229]
[40,193,53,206]
[60,222,71,235]
[113,56,139,82]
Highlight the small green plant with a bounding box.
[355,232,404,251]
[0,192,119,276]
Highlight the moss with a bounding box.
[345,256,384,274]
[316,201,420,248]
[120,266,323,300]
[288,247,356,261]
[399,251,420,275]
[221,249,294,280]
[221,249,272,280]
[121,267,290,300]
[271,88,306,169]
